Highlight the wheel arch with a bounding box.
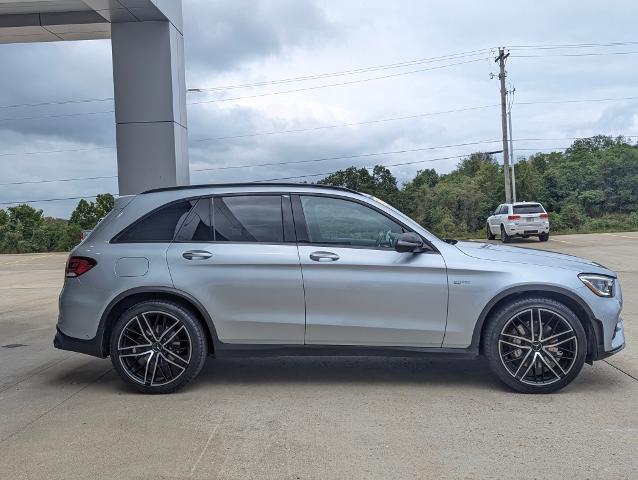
[98,287,219,357]
[471,285,599,360]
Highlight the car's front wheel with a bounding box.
[483,296,586,393]
[109,300,208,394]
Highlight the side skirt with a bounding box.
[212,343,479,360]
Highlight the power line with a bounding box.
[0,175,117,186]
[0,110,114,122]
[0,194,108,206]
[188,57,489,106]
[0,97,113,110]
[2,41,637,114]
[191,139,503,173]
[3,136,636,203]
[0,140,498,186]
[0,146,114,158]
[2,153,482,203]
[257,152,497,182]
[4,89,637,127]
[0,58,487,122]
[517,95,638,105]
[2,94,637,158]
[189,49,492,92]
[3,135,637,186]
[191,104,500,142]
[0,50,490,116]
[511,50,638,58]
[508,41,638,50]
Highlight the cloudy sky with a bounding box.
[1,0,637,217]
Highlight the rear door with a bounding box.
[489,205,503,232]
[166,194,306,345]
[293,194,448,347]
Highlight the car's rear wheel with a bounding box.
[483,296,586,393]
[500,225,511,243]
[110,300,207,394]
[487,223,495,240]
[539,232,549,242]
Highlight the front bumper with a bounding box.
[591,318,625,361]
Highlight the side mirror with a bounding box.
[394,232,425,253]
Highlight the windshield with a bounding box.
[513,204,545,214]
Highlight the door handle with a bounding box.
[182,250,212,260]
[309,251,340,262]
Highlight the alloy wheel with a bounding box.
[498,308,578,386]
[116,311,192,386]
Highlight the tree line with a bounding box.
[319,135,638,237]
[0,135,636,253]
[0,194,114,254]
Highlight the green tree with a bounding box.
[69,193,115,229]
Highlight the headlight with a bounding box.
[579,274,615,297]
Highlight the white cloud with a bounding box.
[1,0,637,217]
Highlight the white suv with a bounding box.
[487,202,550,243]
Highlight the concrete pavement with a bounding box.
[0,233,636,479]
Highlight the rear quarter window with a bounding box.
[114,200,194,243]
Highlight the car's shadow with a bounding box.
[191,356,504,391]
[188,356,618,394]
[486,238,545,245]
[64,354,619,395]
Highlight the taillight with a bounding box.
[507,215,520,221]
[66,256,97,278]
[540,213,548,219]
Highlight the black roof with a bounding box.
[142,182,359,195]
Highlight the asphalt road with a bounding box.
[0,232,636,479]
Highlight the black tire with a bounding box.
[539,232,549,242]
[500,225,511,243]
[483,296,586,394]
[487,223,496,240]
[110,300,208,394]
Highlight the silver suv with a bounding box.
[54,183,624,394]
[487,202,550,242]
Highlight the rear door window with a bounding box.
[213,195,284,243]
[513,204,545,214]
[175,199,212,242]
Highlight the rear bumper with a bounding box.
[505,223,549,236]
[53,328,106,358]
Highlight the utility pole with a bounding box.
[507,86,516,203]
[495,47,512,203]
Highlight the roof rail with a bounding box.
[141,182,360,195]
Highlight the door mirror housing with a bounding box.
[394,232,425,253]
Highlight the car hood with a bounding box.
[454,241,614,275]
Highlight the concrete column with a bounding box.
[111,20,188,195]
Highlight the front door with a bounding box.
[166,195,306,345]
[294,194,448,347]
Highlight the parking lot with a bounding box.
[0,232,636,479]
